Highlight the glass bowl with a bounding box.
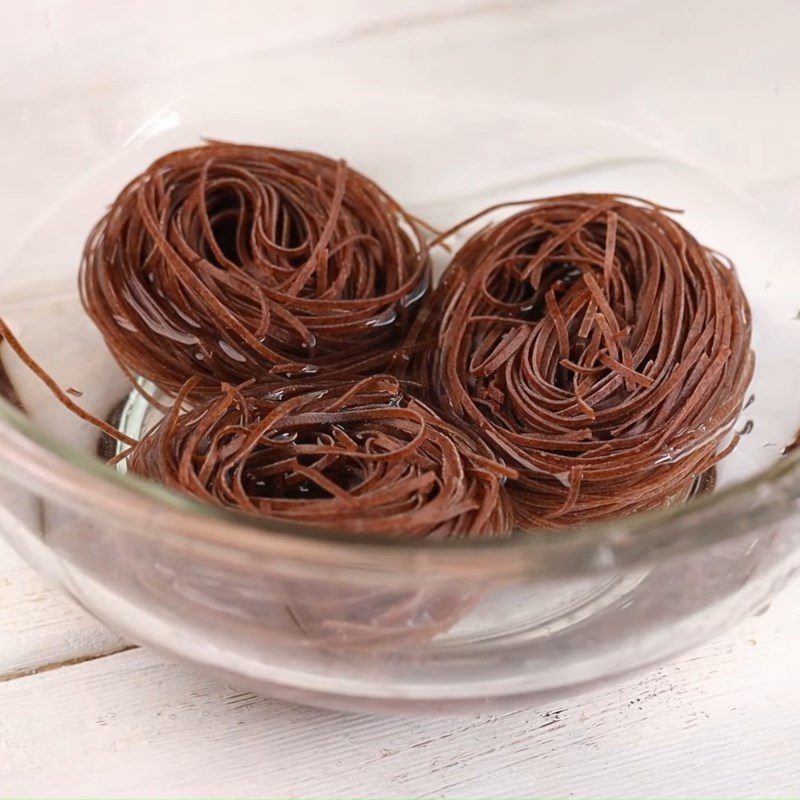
[1,3,799,713]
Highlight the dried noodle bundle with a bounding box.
[407,194,754,528]
[127,375,515,539]
[80,142,431,396]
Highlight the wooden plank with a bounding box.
[0,536,128,680]
[1,580,799,798]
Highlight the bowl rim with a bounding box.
[0,392,798,580]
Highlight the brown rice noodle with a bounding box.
[404,194,754,528]
[125,374,515,540]
[79,142,431,397]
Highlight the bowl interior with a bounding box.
[1,70,798,498]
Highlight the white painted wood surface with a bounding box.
[2,530,799,798]
[2,1,800,796]
[0,537,127,680]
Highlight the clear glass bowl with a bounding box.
[1,3,799,712]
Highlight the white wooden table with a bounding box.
[2,1,800,796]
[2,533,800,798]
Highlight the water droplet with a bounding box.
[219,341,247,363]
[301,364,319,375]
[401,277,429,307]
[142,319,197,344]
[553,471,571,488]
[365,307,397,328]
[736,419,754,436]
[172,305,202,329]
[113,315,138,333]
